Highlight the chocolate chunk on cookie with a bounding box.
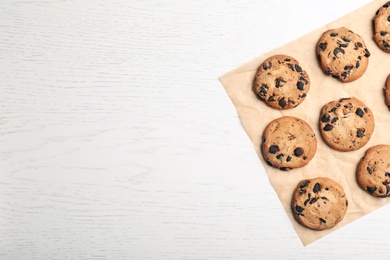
[356,145,390,198]
[384,74,390,108]
[291,177,348,231]
[253,55,310,109]
[316,27,370,82]
[373,2,390,52]
[319,97,374,152]
[262,116,317,170]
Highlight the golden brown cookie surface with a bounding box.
[373,1,390,52]
[356,145,390,197]
[291,177,348,231]
[319,97,375,152]
[253,55,310,110]
[262,116,317,171]
[316,27,370,82]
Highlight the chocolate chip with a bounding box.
[266,160,273,167]
[323,124,333,131]
[331,117,338,124]
[286,156,292,162]
[300,93,306,98]
[313,182,321,193]
[267,96,275,102]
[364,48,370,57]
[330,107,337,112]
[357,129,365,137]
[367,186,377,194]
[336,103,341,107]
[294,147,304,157]
[325,187,329,191]
[287,63,294,71]
[275,77,285,88]
[295,205,304,213]
[339,43,348,48]
[321,196,328,200]
[333,48,345,56]
[321,114,330,123]
[339,98,350,102]
[344,65,352,71]
[284,58,291,62]
[304,198,310,206]
[300,180,309,188]
[346,200,348,206]
[278,98,287,108]
[376,9,380,16]
[269,145,279,154]
[259,86,267,96]
[384,2,390,7]
[319,42,327,51]
[325,68,332,75]
[384,42,390,49]
[367,167,372,174]
[355,108,365,118]
[262,61,272,70]
[319,218,326,223]
[330,32,338,37]
[341,72,347,79]
[309,197,318,204]
[276,154,284,160]
[381,31,388,36]
[385,172,390,177]
[342,36,351,42]
[297,81,304,90]
[356,60,360,68]
[280,167,290,171]
[388,16,390,22]
[294,64,302,72]
[357,42,363,48]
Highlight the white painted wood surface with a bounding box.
[2,0,388,259]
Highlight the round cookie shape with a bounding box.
[261,116,317,171]
[384,74,390,108]
[253,55,310,110]
[316,27,370,82]
[373,1,390,52]
[319,97,375,152]
[291,177,348,231]
[356,145,390,197]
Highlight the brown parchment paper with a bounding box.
[220,0,390,246]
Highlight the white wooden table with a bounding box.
[2,0,388,259]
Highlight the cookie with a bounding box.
[316,27,370,82]
[291,177,348,231]
[253,55,310,110]
[384,74,390,108]
[261,116,317,171]
[356,145,390,197]
[319,97,375,152]
[373,1,390,52]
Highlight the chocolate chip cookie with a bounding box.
[316,27,370,82]
[384,74,390,108]
[261,116,317,171]
[373,1,390,52]
[319,97,375,152]
[291,177,348,231]
[253,55,310,109]
[356,145,390,197]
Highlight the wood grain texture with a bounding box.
[2,0,389,259]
